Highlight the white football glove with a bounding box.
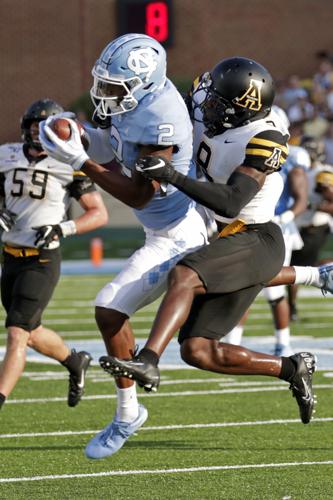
[39,117,89,170]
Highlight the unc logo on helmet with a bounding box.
[234,79,263,112]
[127,48,158,81]
[90,34,167,119]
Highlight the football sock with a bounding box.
[0,392,6,409]
[116,385,139,422]
[138,348,159,365]
[275,327,290,347]
[278,356,297,381]
[60,349,80,373]
[294,266,321,287]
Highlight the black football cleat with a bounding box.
[67,351,92,407]
[99,355,160,392]
[288,352,316,424]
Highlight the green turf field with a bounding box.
[0,275,332,499]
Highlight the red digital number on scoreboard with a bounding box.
[117,0,173,47]
[145,2,169,42]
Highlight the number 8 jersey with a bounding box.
[0,142,95,248]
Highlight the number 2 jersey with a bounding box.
[87,79,196,230]
[0,143,96,247]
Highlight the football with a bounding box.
[51,118,85,141]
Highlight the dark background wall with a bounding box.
[1,0,333,143]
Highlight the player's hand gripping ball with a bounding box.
[51,118,88,149]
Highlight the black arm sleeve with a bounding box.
[170,170,260,218]
[67,172,96,200]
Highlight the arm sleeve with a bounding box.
[170,170,260,218]
[67,172,97,200]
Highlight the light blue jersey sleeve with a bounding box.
[87,127,115,164]
[111,80,197,229]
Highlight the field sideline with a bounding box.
[0,274,332,499]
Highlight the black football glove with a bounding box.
[135,156,178,183]
[0,208,16,232]
[33,224,63,248]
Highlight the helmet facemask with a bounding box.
[201,87,237,135]
[90,69,143,118]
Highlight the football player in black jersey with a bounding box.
[0,99,108,411]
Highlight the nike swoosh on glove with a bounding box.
[33,224,63,248]
[135,156,178,183]
[39,117,89,170]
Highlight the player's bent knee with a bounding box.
[6,326,30,348]
[168,264,203,290]
[180,338,207,368]
[95,306,128,335]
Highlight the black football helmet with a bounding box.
[300,135,326,163]
[21,98,64,150]
[198,57,275,136]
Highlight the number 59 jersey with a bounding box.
[0,143,95,248]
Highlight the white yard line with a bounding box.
[0,461,332,483]
[1,417,333,440]
[4,383,332,404]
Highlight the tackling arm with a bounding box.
[136,154,263,218]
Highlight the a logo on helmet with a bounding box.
[127,48,157,81]
[233,79,263,111]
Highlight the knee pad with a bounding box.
[6,308,41,332]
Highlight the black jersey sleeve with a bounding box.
[67,171,96,200]
[244,130,289,174]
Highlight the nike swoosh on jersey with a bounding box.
[224,139,235,144]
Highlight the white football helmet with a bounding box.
[90,33,167,119]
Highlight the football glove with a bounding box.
[33,220,77,248]
[135,156,178,183]
[0,208,16,232]
[33,225,63,248]
[39,117,89,170]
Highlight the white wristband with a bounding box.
[60,220,77,238]
[279,210,295,225]
[71,151,90,171]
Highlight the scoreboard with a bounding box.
[116,0,173,47]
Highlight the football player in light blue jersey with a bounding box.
[39,33,208,459]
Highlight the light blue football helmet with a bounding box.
[90,33,167,119]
